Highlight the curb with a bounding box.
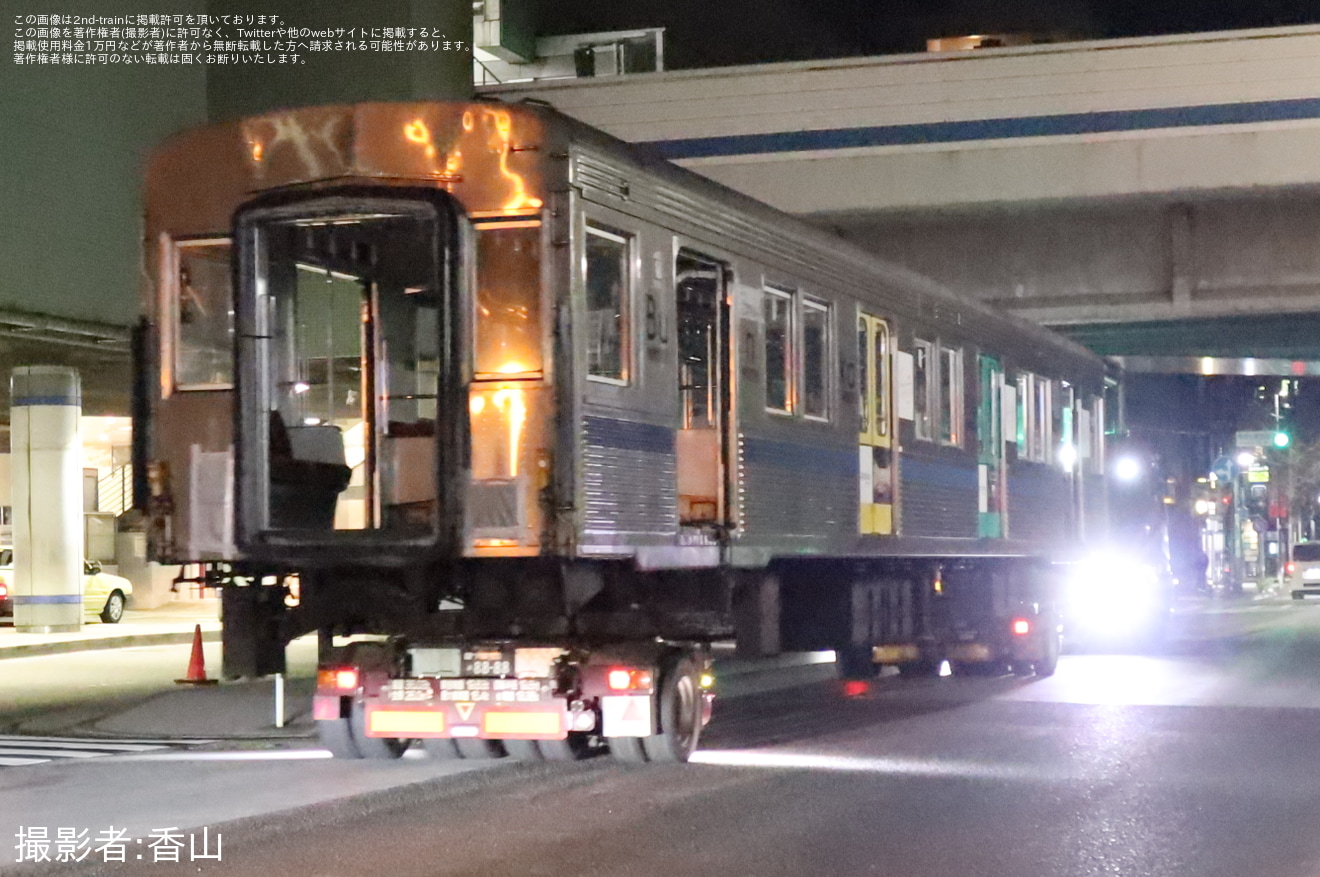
[0,629,221,661]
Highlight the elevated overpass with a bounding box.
[485,25,1320,360]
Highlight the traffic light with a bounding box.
[1273,431,1291,449]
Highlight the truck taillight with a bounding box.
[317,668,358,691]
[1011,618,1031,636]
[607,668,653,691]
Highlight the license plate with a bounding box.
[461,646,514,677]
[437,677,554,703]
[386,679,435,703]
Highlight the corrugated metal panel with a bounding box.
[1006,465,1073,543]
[898,455,977,538]
[740,435,853,538]
[468,480,523,531]
[581,416,678,536]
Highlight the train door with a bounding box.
[858,314,895,535]
[234,193,456,544]
[977,355,1004,538]
[675,249,731,527]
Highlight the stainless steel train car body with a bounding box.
[143,100,1104,572]
[141,101,1109,718]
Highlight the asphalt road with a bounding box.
[9,596,1320,877]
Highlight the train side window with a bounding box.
[585,226,630,384]
[1086,395,1105,473]
[874,322,890,437]
[801,298,830,421]
[1015,374,1030,457]
[1015,373,1051,462]
[474,219,542,379]
[764,287,794,414]
[1033,377,1052,462]
[167,237,233,391]
[939,346,963,446]
[1054,381,1074,469]
[857,317,869,433]
[913,340,933,440]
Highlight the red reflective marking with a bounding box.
[843,680,870,697]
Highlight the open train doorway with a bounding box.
[675,249,732,528]
[234,194,454,545]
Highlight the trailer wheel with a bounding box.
[423,738,461,759]
[642,656,702,764]
[948,661,977,677]
[1034,628,1061,678]
[538,733,593,762]
[503,739,543,761]
[350,697,410,760]
[503,735,592,762]
[608,736,649,763]
[898,659,940,678]
[454,738,505,759]
[836,645,879,680]
[317,713,361,759]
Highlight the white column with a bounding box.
[11,366,82,633]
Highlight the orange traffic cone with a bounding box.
[175,624,218,686]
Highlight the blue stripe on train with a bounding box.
[583,416,675,454]
[742,436,854,475]
[899,456,978,491]
[642,96,1320,160]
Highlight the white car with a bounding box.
[1289,543,1320,599]
[0,550,133,623]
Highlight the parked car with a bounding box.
[1288,542,1320,600]
[0,549,133,623]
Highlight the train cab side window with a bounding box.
[764,287,794,414]
[584,226,630,383]
[913,340,933,440]
[938,346,963,446]
[168,237,234,391]
[474,220,542,379]
[801,299,830,421]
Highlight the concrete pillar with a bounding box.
[11,367,83,633]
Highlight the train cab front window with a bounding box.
[238,199,444,539]
[475,220,542,378]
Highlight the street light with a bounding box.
[1236,451,1257,469]
[1114,456,1142,482]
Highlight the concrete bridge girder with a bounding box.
[819,192,1320,330]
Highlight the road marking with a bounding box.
[0,734,199,768]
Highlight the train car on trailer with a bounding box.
[137,99,1108,763]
